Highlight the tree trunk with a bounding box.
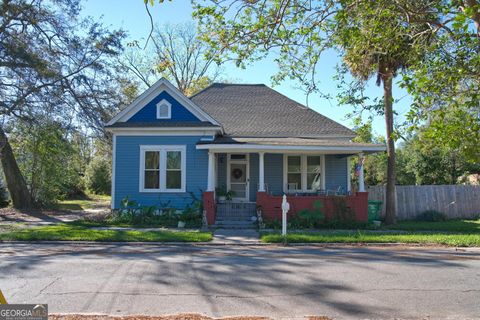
[0,127,34,209]
[381,67,397,225]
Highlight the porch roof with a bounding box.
[196,136,385,154]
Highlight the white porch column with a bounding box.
[207,151,215,192]
[347,156,351,193]
[258,152,265,192]
[358,153,365,192]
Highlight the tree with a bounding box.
[188,0,438,224]
[119,22,220,95]
[334,1,436,224]
[0,0,125,208]
[401,0,480,164]
[10,120,86,206]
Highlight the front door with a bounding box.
[228,154,249,201]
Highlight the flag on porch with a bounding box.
[354,156,365,176]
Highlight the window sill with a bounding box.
[139,189,186,193]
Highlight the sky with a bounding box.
[81,0,412,137]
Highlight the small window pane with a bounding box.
[166,171,181,189]
[307,173,321,191]
[144,170,160,189]
[307,156,321,173]
[230,154,246,160]
[167,151,181,169]
[287,173,301,189]
[287,156,301,172]
[145,151,160,169]
[158,104,169,118]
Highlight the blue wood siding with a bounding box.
[114,135,208,209]
[264,153,284,195]
[128,91,200,122]
[325,155,348,192]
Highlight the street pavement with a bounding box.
[1,243,480,319]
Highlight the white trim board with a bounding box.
[138,145,187,193]
[106,78,221,127]
[197,144,386,153]
[111,134,117,209]
[105,128,221,136]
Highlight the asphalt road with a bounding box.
[1,243,480,319]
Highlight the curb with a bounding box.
[1,240,478,250]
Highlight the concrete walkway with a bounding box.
[212,228,260,244]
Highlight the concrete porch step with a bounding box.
[215,217,254,222]
[216,214,255,219]
[212,220,257,229]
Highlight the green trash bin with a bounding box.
[368,200,383,223]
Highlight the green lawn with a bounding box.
[385,219,480,232]
[261,219,480,247]
[261,231,480,247]
[53,194,111,211]
[0,224,212,242]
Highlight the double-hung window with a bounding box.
[140,145,186,192]
[284,155,323,192]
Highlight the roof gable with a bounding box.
[106,78,220,126]
[190,83,355,138]
[128,91,199,122]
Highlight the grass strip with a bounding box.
[261,230,480,247]
[0,224,212,242]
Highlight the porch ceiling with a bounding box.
[196,137,386,154]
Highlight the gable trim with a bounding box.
[106,78,221,126]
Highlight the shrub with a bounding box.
[326,196,359,228]
[109,197,203,228]
[264,218,282,229]
[0,180,9,208]
[416,210,447,222]
[84,156,111,195]
[290,200,325,229]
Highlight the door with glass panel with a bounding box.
[228,154,249,201]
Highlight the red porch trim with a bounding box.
[256,191,368,222]
[203,191,216,225]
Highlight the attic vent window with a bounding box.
[156,99,172,119]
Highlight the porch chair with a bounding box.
[326,186,342,196]
[287,183,298,194]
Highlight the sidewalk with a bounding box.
[212,228,260,244]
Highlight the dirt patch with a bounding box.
[0,207,108,225]
[50,314,271,320]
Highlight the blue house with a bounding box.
[106,78,384,225]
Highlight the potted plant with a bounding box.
[178,206,203,228]
[216,186,227,203]
[225,190,236,201]
[177,209,187,228]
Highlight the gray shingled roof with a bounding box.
[190,83,355,137]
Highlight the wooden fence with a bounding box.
[367,185,480,220]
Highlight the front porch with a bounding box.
[200,147,375,226]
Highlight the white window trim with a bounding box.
[139,145,186,193]
[156,99,172,119]
[283,154,324,192]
